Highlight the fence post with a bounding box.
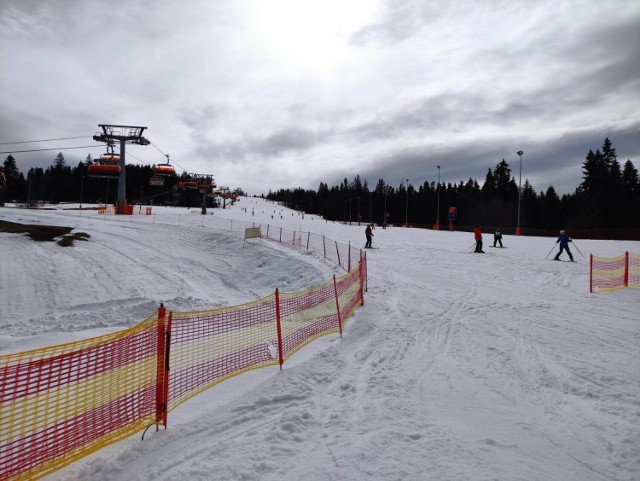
[625,251,629,288]
[162,312,172,428]
[306,232,311,250]
[275,289,284,369]
[323,235,326,259]
[335,241,341,269]
[348,241,351,272]
[280,227,283,243]
[155,304,168,429]
[266,224,270,239]
[589,254,593,293]
[333,275,343,338]
[359,254,366,301]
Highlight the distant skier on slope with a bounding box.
[474,224,484,253]
[554,229,574,262]
[365,224,374,248]
[493,228,503,248]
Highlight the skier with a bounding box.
[493,228,503,248]
[474,224,484,253]
[554,229,574,262]
[382,212,390,229]
[365,224,374,248]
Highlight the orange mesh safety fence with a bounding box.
[0,311,166,481]
[167,295,279,412]
[590,252,640,292]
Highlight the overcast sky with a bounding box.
[1,0,639,196]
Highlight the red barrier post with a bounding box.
[625,251,629,288]
[275,289,284,369]
[333,275,343,338]
[162,312,172,428]
[155,304,167,429]
[359,255,365,302]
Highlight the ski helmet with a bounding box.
[560,229,565,234]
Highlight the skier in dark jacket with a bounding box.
[554,230,574,262]
[365,224,374,248]
[493,228,503,248]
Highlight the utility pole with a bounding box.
[405,179,409,227]
[516,150,523,236]
[436,165,441,230]
[93,125,150,214]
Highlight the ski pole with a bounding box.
[571,240,585,258]
[469,242,476,252]
[545,243,556,259]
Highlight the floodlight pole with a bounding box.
[436,165,441,230]
[80,175,85,209]
[516,150,523,236]
[405,179,409,227]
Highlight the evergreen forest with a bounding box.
[1,138,638,233]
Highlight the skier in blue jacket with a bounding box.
[554,230,574,262]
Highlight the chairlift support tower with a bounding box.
[93,124,150,214]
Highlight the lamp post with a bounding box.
[436,165,441,230]
[80,175,85,210]
[405,179,409,227]
[516,150,523,236]
[369,191,372,224]
[349,198,352,225]
[357,196,360,226]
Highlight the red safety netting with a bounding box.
[278,277,341,359]
[628,252,640,289]
[0,221,366,481]
[0,312,165,481]
[590,252,640,292]
[167,295,279,412]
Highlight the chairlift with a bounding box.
[88,144,122,179]
[153,154,175,176]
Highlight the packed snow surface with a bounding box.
[1,198,639,481]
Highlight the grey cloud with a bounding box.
[316,122,640,196]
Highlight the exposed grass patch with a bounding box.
[0,220,90,246]
[57,232,91,247]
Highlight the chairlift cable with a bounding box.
[0,135,91,145]
[0,145,100,154]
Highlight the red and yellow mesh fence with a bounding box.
[590,251,640,292]
[0,253,366,481]
[0,311,167,481]
[167,258,365,413]
[167,294,279,412]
